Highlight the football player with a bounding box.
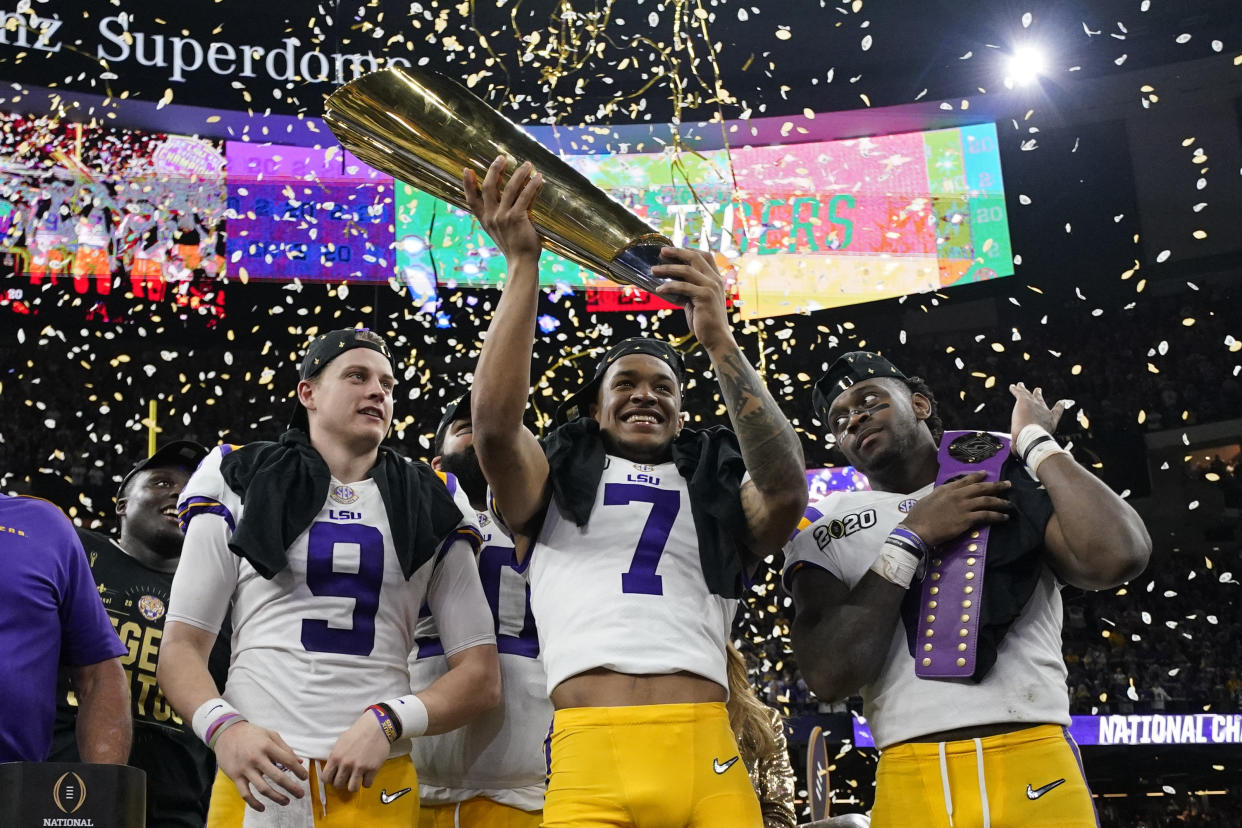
[408,393,551,828]
[785,352,1150,827]
[462,156,807,827]
[51,440,228,828]
[159,329,501,826]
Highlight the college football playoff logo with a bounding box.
[946,432,1004,464]
[53,771,87,814]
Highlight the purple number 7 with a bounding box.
[301,521,385,656]
[604,482,680,595]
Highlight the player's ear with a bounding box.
[115,494,127,519]
[911,391,931,422]
[431,456,443,471]
[297,379,317,410]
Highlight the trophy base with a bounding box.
[608,243,685,304]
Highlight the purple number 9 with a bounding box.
[301,521,385,656]
[604,483,680,595]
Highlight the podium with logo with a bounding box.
[0,762,145,827]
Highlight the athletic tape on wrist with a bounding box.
[191,697,243,746]
[870,540,921,589]
[1015,424,1070,482]
[384,694,430,738]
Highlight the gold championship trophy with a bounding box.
[323,68,674,293]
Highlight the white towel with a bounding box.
[242,761,320,828]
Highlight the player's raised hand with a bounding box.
[322,710,392,793]
[462,155,544,264]
[213,721,307,811]
[1009,381,1068,443]
[898,471,1012,549]
[651,247,732,350]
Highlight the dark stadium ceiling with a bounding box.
[2,0,1241,129]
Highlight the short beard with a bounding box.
[440,445,488,510]
[599,427,674,464]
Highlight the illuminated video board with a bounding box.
[225,142,393,282]
[392,122,1012,316]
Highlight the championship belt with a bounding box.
[914,430,1010,679]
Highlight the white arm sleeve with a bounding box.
[166,514,239,635]
[426,536,497,658]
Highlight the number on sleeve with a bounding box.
[300,521,385,656]
[603,483,680,596]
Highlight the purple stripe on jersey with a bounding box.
[436,525,482,563]
[1062,727,1102,826]
[544,719,554,781]
[498,634,540,658]
[414,637,445,659]
[443,473,459,499]
[177,496,236,532]
[219,444,235,456]
[788,505,826,542]
[781,559,832,592]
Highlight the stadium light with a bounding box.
[1004,45,1047,88]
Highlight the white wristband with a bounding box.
[869,541,920,589]
[1015,424,1071,482]
[191,697,241,744]
[385,694,430,738]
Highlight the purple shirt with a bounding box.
[0,494,127,761]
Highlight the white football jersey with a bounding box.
[782,486,1070,749]
[529,456,737,694]
[410,475,551,811]
[169,445,495,760]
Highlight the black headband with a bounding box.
[290,328,396,430]
[812,350,908,421]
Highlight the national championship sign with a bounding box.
[852,714,1242,748]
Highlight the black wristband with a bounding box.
[1020,433,1055,465]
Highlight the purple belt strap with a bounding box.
[914,430,1011,679]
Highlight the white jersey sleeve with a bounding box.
[427,539,496,657]
[425,472,495,657]
[176,444,242,535]
[781,497,850,590]
[167,513,240,634]
[168,445,245,633]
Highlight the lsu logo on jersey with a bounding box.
[812,509,877,550]
[626,472,661,485]
[627,462,660,486]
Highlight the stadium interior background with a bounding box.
[1,1,1241,824]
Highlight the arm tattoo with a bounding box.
[713,344,806,501]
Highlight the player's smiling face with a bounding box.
[118,466,192,559]
[300,348,396,451]
[591,354,681,463]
